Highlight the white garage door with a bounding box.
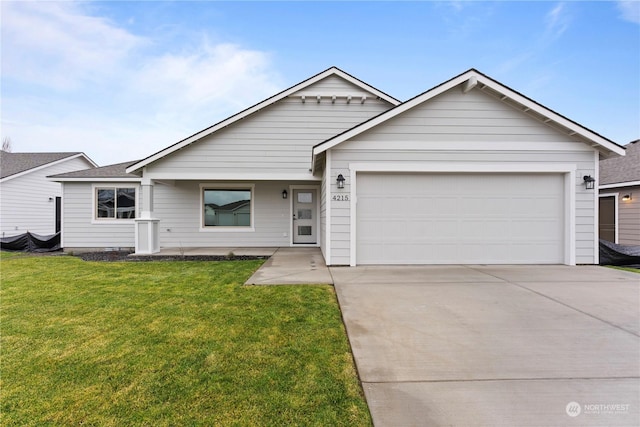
[356,173,565,264]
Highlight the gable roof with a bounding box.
[599,140,640,187]
[312,68,626,159]
[0,151,97,181]
[49,160,141,182]
[126,66,400,175]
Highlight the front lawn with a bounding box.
[0,253,371,426]
[608,265,640,273]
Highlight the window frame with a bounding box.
[91,184,139,224]
[199,183,255,232]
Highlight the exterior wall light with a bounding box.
[336,174,345,189]
[282,190,288,199]
[583,175,595,190]
[622,193,632,201]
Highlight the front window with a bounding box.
[96,187,136,219]
[203,189,252,227]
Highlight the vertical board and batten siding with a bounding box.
[152,181,310,247]
[62,182,139,249]
[0,157,94,237]
[619,185,640,245]
[327,87,599,265]
[145,75,393,177]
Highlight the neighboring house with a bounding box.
[1,151,96,237]
[599,140,640,245]
[51,67,625,265]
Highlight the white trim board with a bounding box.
[348,162,578,173]
[52,177,142,183]
[592,150,600,264]
[347,162,577,266]
[324,150,332,262]
[143,173,320,182]
[327,140,595,152]
[599,181,640,190]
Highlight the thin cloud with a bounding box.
[497,2,572,78]
[545,2,570,39]
[131,42,280,111]
[617,1,640,24]
[2,1,144,90]
[1,1,282,165]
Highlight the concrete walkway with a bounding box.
[333,265,640,427]
[244,247,333,285]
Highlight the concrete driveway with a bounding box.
[332,265,640,427]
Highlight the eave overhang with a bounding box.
[312,69,626,165]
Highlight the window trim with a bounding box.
[91,184,139,224]
[199,183,255,232]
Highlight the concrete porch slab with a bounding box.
[146,247,279,257]
[245,247,333,285]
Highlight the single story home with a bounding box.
[599,139,639,245]
[51,67,626,265]
[1,150,96,237]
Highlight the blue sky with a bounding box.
[2,1,639,166]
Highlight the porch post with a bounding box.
[134,177,160,254]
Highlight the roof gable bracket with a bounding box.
[462,76,478,93]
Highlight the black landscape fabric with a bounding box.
[1,232,61,252]
[599,239,640,267]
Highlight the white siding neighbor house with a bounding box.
[1,151,96,237]
[51,67,625,265]
[599,140,640,245]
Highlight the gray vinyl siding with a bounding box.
[146,76,393,177]
[327,88,599,265]
[619,185,640,245]
[0,157,94,237]
[349,88,587,143]
[62,182,139,249]
[62,180,318,250]
[153,181,315,248]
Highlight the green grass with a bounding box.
[608,265,640,273]
[0,253,371,426]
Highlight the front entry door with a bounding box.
[293,189,317,244]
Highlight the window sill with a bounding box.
[91,219,137,225]
[199,227,255,233]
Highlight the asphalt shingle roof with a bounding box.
[50,160,140,179]
[1,151,83,179]
[599,140,640,185]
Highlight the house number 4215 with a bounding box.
[332,195,350,201]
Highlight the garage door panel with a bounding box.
[356,173,564,265]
